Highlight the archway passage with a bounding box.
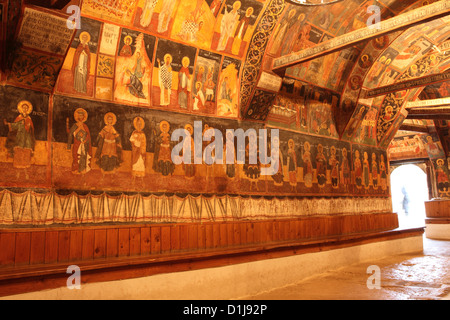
[391,164,429,228]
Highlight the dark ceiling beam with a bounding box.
[398,124,430,133]
[272,1,450,73]
[407,114,450,120]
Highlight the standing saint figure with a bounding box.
[178,57,191,109]
[371,153,379,190]
[363,151,370,190]
[158,54,173,106]
[354,150,363,189]
[316,144,327,189]
[183,124,196,179]
[4,100,35,179]
[158,0,177,34]
[72,31,91,94]
[224,130,236,179]
[329,146,339,189]
[243,132,260,192]
[270,136,284,186]
[140,0,159,28]
[286,139,298,192]
[436,159,449,194]
[302,141,313,188]
[95,112,123,176]
[341,148,351,191]
[380,154,387,191]
[153,120,174,176]
[231,7,253,55]
[193,81,205,111]
[66,108,92,176]
[130,117,147,183]
[217,1,241,52]
[204,66,216,102]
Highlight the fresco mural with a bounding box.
[152,39,197,110]
[0,86,49,187]
[114,28,156,106]
[48,93,391,198]
[56,17,102,98]
[267,78,340,138]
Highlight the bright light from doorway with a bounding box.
[391,164,429,228]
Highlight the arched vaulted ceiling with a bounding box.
[0,0,449,150]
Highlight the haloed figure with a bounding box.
[4,100,35,180]
[96,112,123,178]
[67,108,92,180]
[72,31,91,94]
[130,117,147,186]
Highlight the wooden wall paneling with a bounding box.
[44,231,59,264]
[106,228,119,258]
[205,223,213,249]
[118,228,130,257]
[197,224,206,249]
[30,231,45,265]
[140,227,151,256]
[0,232,16,266]
[226,223,234,246]
[69,230,83,262]
[94,229,107,259]
[213,223,221,248]
[187,224,197,250]
[151,226,161,254]
[15,232,31,265]
[58,231,70,263]
[246,222,254,244]
[272,221,280,242]
[232,222,241,245]
[219,223,227,247]
[160,226,171,253]
[239,222,247,245]
[129,227,141,256]
[170,225,180,252]
[180,225,189,251]
[81,229,95,260]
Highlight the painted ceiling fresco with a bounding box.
[0,0,449,150]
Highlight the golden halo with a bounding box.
[163,54,173,64]
[124,35,133,44]
[288,139,294,147]
[17,100,33,115]
[160,120,170,133]
[304,141,310,151]
[74,108,88,122]
[182,56,190,67]
[104,112,117,125]
[133,116,145,131]
[79,31,91,44]
[184,124,193,134]
[437,159,444,166]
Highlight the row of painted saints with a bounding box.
[2,101,388,192]
[63,108,387,192]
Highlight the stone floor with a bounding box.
[243,235,450,300]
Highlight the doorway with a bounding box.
[390,164,429,228]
